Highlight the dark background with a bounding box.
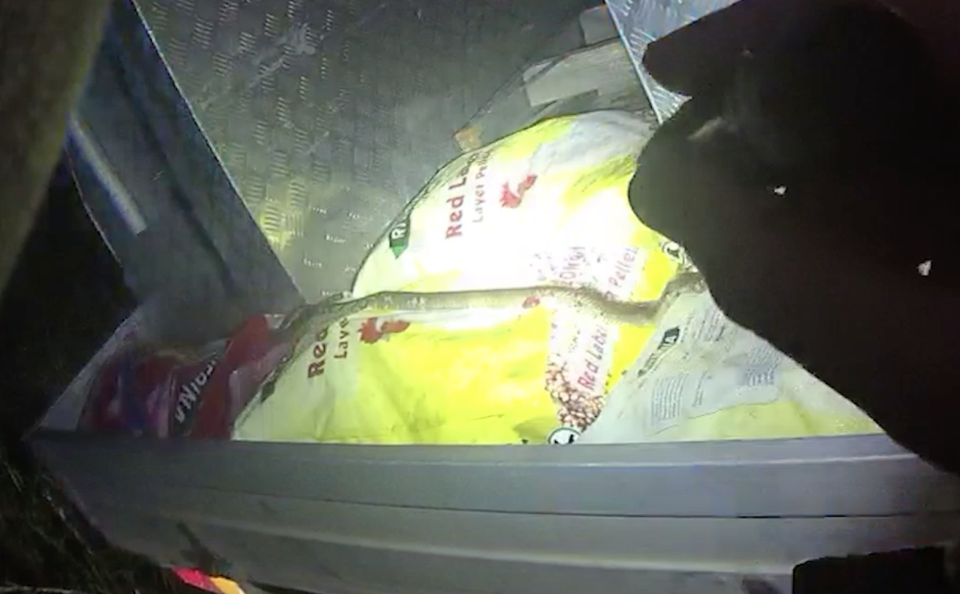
[0,160,135,439]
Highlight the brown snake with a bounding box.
[285,271,706,361]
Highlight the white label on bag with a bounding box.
[582,291,790,441]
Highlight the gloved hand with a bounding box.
[627,0,960,474]
[632,0,960,289]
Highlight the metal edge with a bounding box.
[31,430,960,518]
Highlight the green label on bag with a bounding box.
[389,217,410,258]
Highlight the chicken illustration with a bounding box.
[360,317,411,344]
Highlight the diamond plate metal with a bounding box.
[605,0,737,122]
[136,0,593,299]
[69,0,303,343]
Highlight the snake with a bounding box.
[239,269,707,426]
[284,270,706,362]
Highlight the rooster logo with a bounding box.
[499,174,537,208]
[360,317,411,344]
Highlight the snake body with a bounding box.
[288,271,705,358]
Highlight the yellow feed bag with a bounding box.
[234,111,678,444]
[233,110,879,445]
